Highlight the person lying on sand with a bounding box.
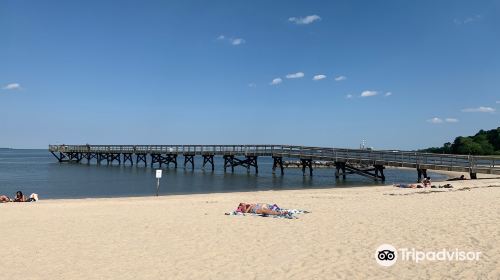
[447,175,467,181]
[236,203,286,216]
[393,184,423,188]
[0,195,12,203]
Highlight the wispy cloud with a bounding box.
[360,90,378,97]
[288,15,321,25]
[428,117,444,124]
[216,35,245,46]
[496,101,500,104]
[3,83,21,90]
[454,14,482,25]
[312,74,326,81]
[334,75,346,81]
[428,117,459,124]
[461,106,495,113]
[384,92,392,97]
[248,83,256,88]
[286,72,304,79]
[270,78,282,85]
[230,38,245,45]
[346,94,353,99]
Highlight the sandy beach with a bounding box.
[1,177,499,280]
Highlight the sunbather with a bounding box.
[12,191,38,202]
[13,191,27,202]
[0,195,11,203]
[423,177,432,188]
[236,203,284,216]
[393,184,423,188]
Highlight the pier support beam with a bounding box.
[223,155,235,172]
[67,152,83,163]
[223,155,258,173]
[97,153,105,165]
[202,154,215,171]
[50,151,68,163]
[417,168,428,183]
[339,163,386,181]
[300,159,313,177]
[183,153,195,170]
[469,172,477,179]
[136,153,147,166]
[123,153,133,166]
[272,156,284,175]
[151,154,178,168]
[105,153,121,165]
[82,152,97,164]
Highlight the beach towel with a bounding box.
[225,209,310,219]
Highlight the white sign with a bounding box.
[156,169,162,179]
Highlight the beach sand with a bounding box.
[1,178,499,279]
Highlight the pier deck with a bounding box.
[49,144,500,181]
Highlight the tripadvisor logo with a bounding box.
[375,244,397,267]
[375,244,481,267]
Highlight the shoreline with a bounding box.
[3,177,499,204]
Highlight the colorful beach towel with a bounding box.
[225,209,310,219]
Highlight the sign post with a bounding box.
[155,169,162,196]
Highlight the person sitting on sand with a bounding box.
[12,191,38,202]
[236,203,285,216]
[13,191,27,202]
[423,177,432,188]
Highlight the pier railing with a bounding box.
[49,144,500,175]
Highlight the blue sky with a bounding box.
[1,0,499,149]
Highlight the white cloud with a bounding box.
[270,78,282,85]
[288,15,321,25]
[496,101,500,104]
[360,90,378,97]
[346,94,353,99]
[3,83,21,90]
[428,117,444,124]
[461,106,496,113]
[334,75,346,81]
[454,15,482,25]
[216,35,245,46]
[248,83,256,88]
[231,38,245,45]
[428,117,459,124]
[286,72,304,79]
[384,92,392,97]
[312,74,326,81]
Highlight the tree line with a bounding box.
[422,127,500,155]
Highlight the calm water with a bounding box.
[0,149,448,199]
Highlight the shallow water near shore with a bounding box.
[0,149,448,199]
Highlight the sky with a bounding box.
[1,0,499,149]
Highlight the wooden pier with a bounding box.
[49,144,500,182]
